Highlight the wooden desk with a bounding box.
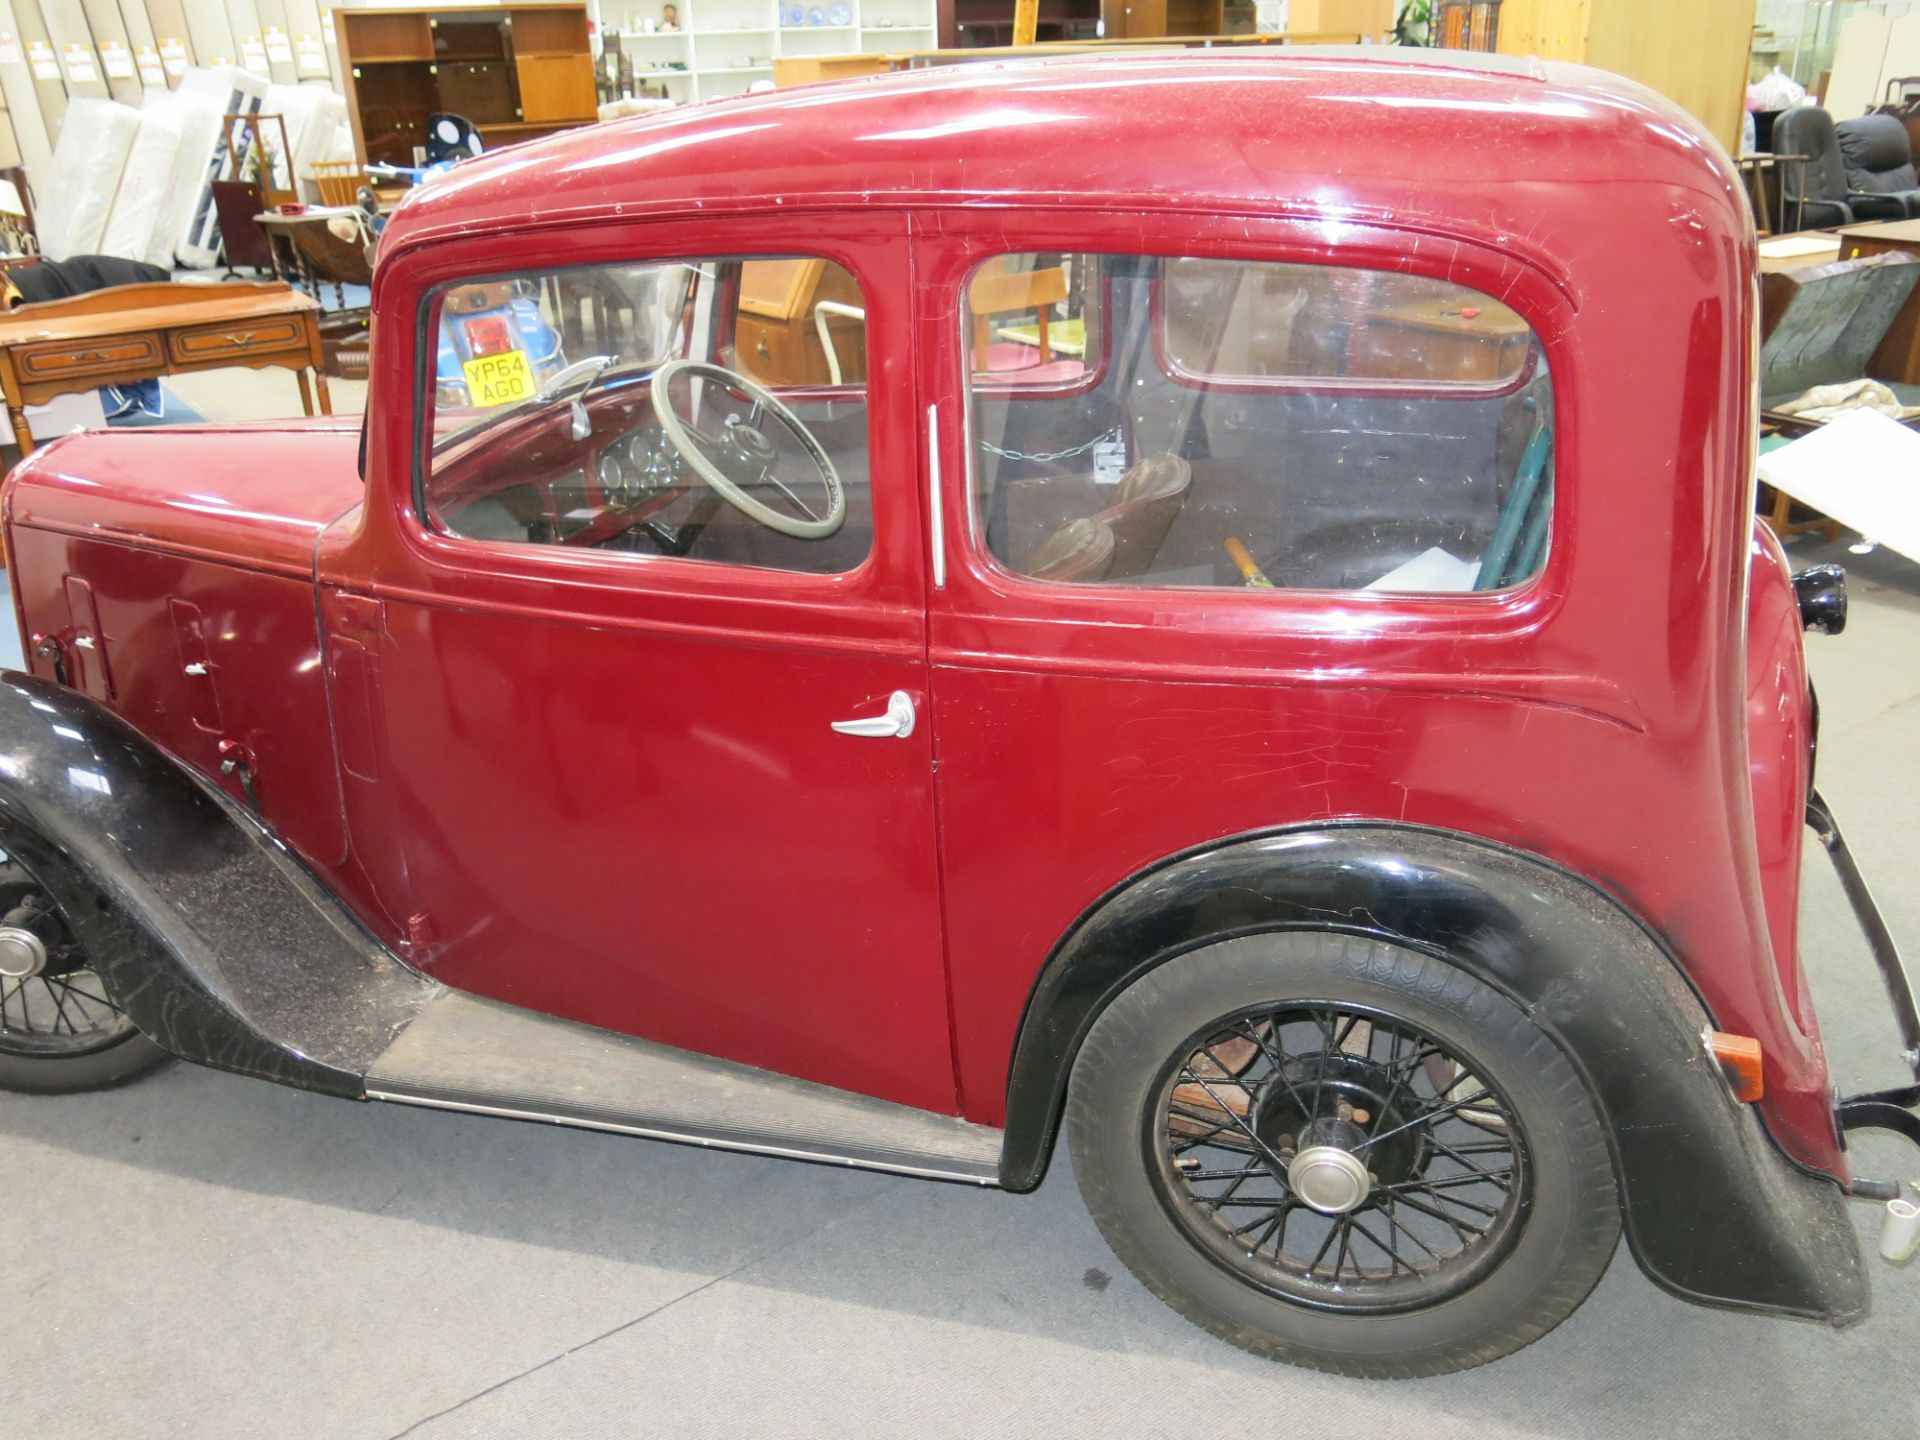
[1347,298,1531,383]
[1834,219,1920,385]
[0,280,328,456]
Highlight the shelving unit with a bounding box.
[597,0,941,102]
[337,4,600,167]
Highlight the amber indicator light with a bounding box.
[1705,1031,1765,1103]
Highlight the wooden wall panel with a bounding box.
[1495,0,1587,63]
[1826,8,1891,121]
[80,0,142,102]
[1286,0,1392,39]
[1498,0,1755,153]
[144,0,194,84]
[1876,11,1920,115]
[178,0,234,64]
[221,0,265,73]
[37,0,110,103]
[251,0,297,82]
[9,0,67,143]
[0,0,54,169]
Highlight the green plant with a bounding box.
[1393,0,1431,45]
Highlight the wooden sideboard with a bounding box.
[0,281,329,456]
[1834,218,1920,387]
[337,4,598,169]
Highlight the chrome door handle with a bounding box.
[830,690,916,739]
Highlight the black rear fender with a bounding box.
[1002,824,1868,1325]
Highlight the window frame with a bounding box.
[411,247,884,584]
[957,244,1558,603]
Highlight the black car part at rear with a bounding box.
[1806,790,1920,1194]
[0,672,438,1096]
[1001,823,1869,1326]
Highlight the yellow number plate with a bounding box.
[462,349,535,408]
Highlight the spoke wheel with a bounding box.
[1150,1000,1530,1315]
[1065,931,1620,1377]
[0,849,169,1093]
[0,868,137,1059]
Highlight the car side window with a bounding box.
[964,253,1552,594]
[421,256,873,577]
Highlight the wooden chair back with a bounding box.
[968,260,1069,369]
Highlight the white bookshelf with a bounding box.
[594,0,941,102]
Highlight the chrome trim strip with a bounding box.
[927,402,946,589]
[365,1086,1001,1186]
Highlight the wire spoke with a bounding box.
[1348,1215,1414,1277]
[1161,999,1527,1308]
[1351,1092,1486,1154]
[1381,1167,1514,1195]
[1392,1190,1491,1239]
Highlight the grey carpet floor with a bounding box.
[4,531,1917,1438]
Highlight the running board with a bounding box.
[365,990,1004,1185]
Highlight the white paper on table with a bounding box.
[1757,408,1920,562]
[1365,546,1481,593]
[1758,234,1841,261]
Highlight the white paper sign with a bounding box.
[0,32,22,65]
[27,39,57,79]
[1757,409,1920,564]
[136,44,164,83]
[295,34,326,76]
[322,12,336,44]
[159,37,188,74]
[240,35,268,71]
[100,39,134,78]
[265,26,292,63]
[61,43,98,84]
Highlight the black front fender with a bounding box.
[0,673,433,1096]
[1002,824,1868,1325]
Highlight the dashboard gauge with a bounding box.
[597,447,636,503]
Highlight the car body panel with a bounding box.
[0,54,1843,1199]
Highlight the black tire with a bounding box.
[1066,931,1620,1378]
[0,1029,172,1094]
[0,853,172,1094]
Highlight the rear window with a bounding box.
[965,253,1552,595]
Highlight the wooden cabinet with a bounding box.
[337,4,598,169]
[1285,0,1394,38]
[733,259,868,388]
[1100,0,1230,38]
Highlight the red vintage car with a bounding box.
[2,50,1917,1378]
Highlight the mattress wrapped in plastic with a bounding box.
[37,99,142,260]
[146,65,270,270]
[265,83,350,202]
[99,105,185,261]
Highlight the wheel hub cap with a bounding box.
[0,924,47,979]
[1288,1142,1373,1214]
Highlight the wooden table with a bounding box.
[0,280,329,456]
[1347,298,1531,384]
[1833,218,1920,386]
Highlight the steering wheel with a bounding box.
[649,359,846,540]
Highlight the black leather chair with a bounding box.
[1775,106,1909,229]
[1834,112,1920,219]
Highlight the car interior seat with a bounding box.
[1092,453,1193,578]
[1023,515,1116,583]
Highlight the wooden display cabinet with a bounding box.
[733,259,868,387]
[337,4,599,169]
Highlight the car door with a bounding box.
[913,213,1569,1125]
[340,212,957,1114]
